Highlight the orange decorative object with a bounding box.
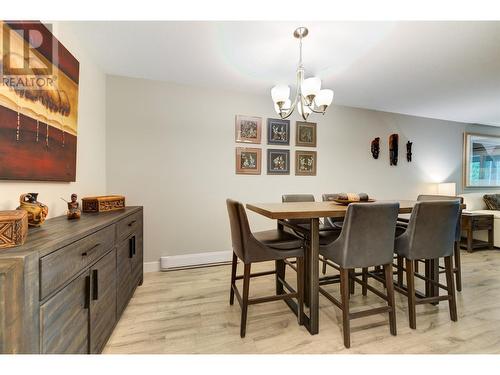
[17,193,48,227]
[82,195,126,213]
[0,210,28,249]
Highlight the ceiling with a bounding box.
[65,21,500,126]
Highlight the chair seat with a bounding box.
[253,229,303,250]
[319,230,342,245]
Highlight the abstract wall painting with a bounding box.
[267,149,289,175]
[267,118,290,145]
[236,147,261,175]
[296,121,316,147]
[295,150,317,176]
[0,21,80,181]
[235,115,262,144]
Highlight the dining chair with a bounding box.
[282,194,341,276]
[319,202,399,348]
[226,199,305,338]
[396,194,463,291]
[394,200,460,329]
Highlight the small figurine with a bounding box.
[406,141,413,162]
[389,133,399,166]
[17,193,49,227]
[63,194,81,220]
[371,137,380,159]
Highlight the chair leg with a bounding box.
[296,257,305,325]
[414,260,419,273]
[454,242,462,292]
[384,263,397,336]
[362,267,368,296]
[275,260,285,295]
[405,258,417,329]
[445,256,458,322]
[349,269,355,295]
[322,256,327,275]
[397,255,404,287]
[340,267,351,348]
[240,263,251,338]
[229,252,237,305]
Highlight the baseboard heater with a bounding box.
[160,250,233,271]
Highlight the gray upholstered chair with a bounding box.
[226,199,305,338]
[394,200,460,329]
[282,194,341,275]
[322,193,346,229]
[319,202,399,348]
[396,194,463,291]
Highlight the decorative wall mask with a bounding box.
[389,134,399,166]
[371,137,380,159]
[406,141,413,162]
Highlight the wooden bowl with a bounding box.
[332,198,376,205]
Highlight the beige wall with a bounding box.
[105,75,500,263]
[0,22,107,216]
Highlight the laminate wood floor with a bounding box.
[104,250,500,354]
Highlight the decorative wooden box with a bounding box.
[0,210,28,250]
[82,195,126,213]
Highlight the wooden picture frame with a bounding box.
[463,132,500,188]
[295,150,317,176]
[296,121,317,147]
[267,118,290,145]
[267,149,290,175]
[236,147,261,175]
[235,115,262,144]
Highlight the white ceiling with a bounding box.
[65,21,500,126]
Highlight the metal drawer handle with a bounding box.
[81,243,101,257]
[128,220,137,227]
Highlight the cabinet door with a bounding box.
[116,238,132,317]
[89,249,117,354]
[40,272,90,354]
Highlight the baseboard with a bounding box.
[144,261,160,273]
[160,250,233,271]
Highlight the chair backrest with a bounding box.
[402,200,460,259]
[282,194,315,225]
[334,202,400,268]
[417,194,463,241]
[226,199,252,262]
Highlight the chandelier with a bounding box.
[271,27,334,121]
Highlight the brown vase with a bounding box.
[17,193,49,227]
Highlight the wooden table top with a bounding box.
[246,200,417,219]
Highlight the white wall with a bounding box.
[0,22,107,217]
[106,75,500,264]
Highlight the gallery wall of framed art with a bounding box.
[234,114,318,176]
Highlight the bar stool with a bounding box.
[396,195,463,291]
[319,202,399,348]
[394,200,460,329]
[226,199,305,338]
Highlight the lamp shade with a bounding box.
[297,102,312,118]
[271,85,290,104]
[437,182,456,196]
[315,89,334,107]
[302,77,321,98]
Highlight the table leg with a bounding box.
[467,227,473,253]
[275,221,285,295]
[307,218,320,335]
[488,226,494,249]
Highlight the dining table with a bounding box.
[246,200,438,335]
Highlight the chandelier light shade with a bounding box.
[271,27,334,121]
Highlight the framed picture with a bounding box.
[235,115,262,144]
[236,147,261,175]
[463,132,500,187]
[267,118,290,145]
[295,150,317,176]
[0,21,80,181]
[296,121,317,147]
[267,149,290,175]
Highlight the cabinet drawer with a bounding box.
[40,225,115,300]
[116,211,143,242]
[473,217,493,229]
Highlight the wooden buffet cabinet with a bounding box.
[0,206,143,354]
